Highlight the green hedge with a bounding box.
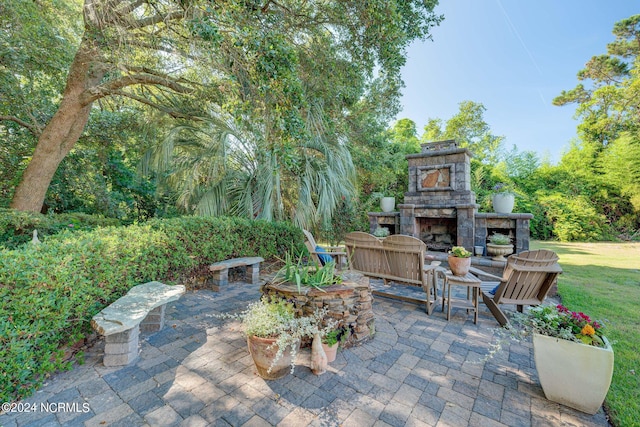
[0,208,122,250]
[0,216,303,401]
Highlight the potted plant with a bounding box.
[492,183,516,214]
[447,246,472,276]
[373,226,390,238]
[321,327,346,363]
[486,233,514,261]
[221,296,335,379]
[487,304,613,414]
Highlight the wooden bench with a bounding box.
[209,256,264,290]
[91,281,185,367]
[345,232,442,315]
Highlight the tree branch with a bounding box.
[109,90,202,120]
[0,115,41,137]
[117,0,144,15]
[81,70,194,104]
[127,10,185,30]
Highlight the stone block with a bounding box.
[246,263,260,284]
[105,327,139,344]
[141,305,165,326]
[210,269,229,287]
[105,339,139,355]
[104,352,139,367]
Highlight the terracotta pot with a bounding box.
[486,243,514,261]
[246,335,299,380]
[447,255,471,276]
[533,333,614,414]
[321,342,339,363]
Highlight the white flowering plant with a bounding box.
[221,296,337,373]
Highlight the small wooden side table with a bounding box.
[442,271,482,324]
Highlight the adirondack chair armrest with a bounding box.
[469,266,502,281]
[509,263,563,274]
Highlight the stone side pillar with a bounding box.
[474,215,487,248]
[211,269,229,288]
[140,305,166,333]
[515,217,531,253]
[368,212,400,235]
[246,263,260,285]
[399,204,416,237]
[456,206,476,251]
[103,327,139,367]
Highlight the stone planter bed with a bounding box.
[260,271,375,348]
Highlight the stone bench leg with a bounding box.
[103,327,139,367]
[141,305,166,333]
[211,268,229,289]
[246,263,260,284]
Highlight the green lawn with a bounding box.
[532,241,640,427]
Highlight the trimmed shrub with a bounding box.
[0,208,121,250]
[0,216,303,401]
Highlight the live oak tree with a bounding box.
[4,0,442,216]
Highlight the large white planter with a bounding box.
[486,243,513,261]
[492,193,515,214]
[533,333,614,414]
[380,197,396,212]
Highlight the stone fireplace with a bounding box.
[368,140,532,254]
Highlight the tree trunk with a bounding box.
[10,36,106,212]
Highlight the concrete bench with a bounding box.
[91,281,185,367]
[209,256,264,290]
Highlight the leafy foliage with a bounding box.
[449,246,472,258]
[0,208,121,250]
[273,252,342,293]
[422,101,504,163]
[0,216,302,401]
[5,0,443,214]
[220,296,336,374]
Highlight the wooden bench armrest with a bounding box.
[323,250,347,256]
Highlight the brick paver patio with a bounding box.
[0,277,611,427]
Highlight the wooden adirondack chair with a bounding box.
[302,229,347,268]
[472,249,563,326]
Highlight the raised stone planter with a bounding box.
[261,271,374,348]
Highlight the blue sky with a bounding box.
[397,1,639,163]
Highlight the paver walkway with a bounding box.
[1,278,610,427]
